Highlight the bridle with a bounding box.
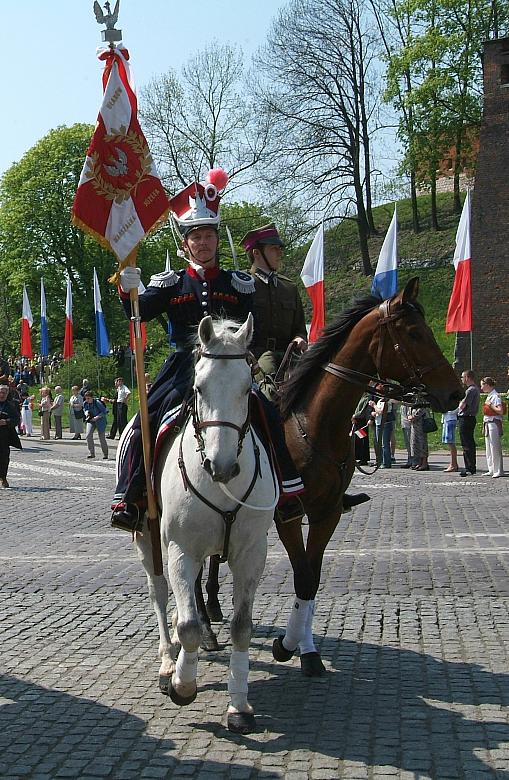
[293,297,450,477]
[191,349,251,462]
[177,346,276,562]
[323,299,450,406]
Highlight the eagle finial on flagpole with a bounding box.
[93,0,122,44]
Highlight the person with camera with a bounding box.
[83,390,108,460]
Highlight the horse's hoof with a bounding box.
[169,682,197,706]
[272,636,295,662]
[201,626,221,652]
[300,652,326,677]
[227,711,257,734]
[159,674,171,696]
[206,601,224,622]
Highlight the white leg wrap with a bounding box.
[282,597,311,652]
[174,650,198,685]
[298,599,317,655]
[228,650,249,711]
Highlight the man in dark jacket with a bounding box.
[241,223,307,400]
[0,384,22,488]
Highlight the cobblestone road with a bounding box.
[1,435,508,779]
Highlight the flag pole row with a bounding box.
[19,272,111,362]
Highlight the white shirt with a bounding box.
[483,389,502,422]
[116,384,130,404]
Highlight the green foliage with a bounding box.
[52,340,118,395]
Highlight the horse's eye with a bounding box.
[196,386,202,395]
[408,328,421,341]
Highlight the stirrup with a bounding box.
[110,502,144,534]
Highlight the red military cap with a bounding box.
[240,223,285,252]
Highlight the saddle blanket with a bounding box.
[116,396,304,499]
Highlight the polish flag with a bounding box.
[355,427,368,439]
[63,278,73,359]
[21,285,34,359]
[446,190,472,333]
[301,223,325,342]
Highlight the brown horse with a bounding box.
[204,278,463,675]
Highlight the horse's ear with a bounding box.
[198,315,215,346]
[235,313,254,347]
[401,277,419,303]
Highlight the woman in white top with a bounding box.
[69,386,84,440]
[38,387,52,440]
[20,393,35,437]
[480,377,504,478]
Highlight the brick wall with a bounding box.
[455,38,509,387]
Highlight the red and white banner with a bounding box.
[301,223,325,342]
[72,45,169,262]
[63,278,73,359]
[20,285,34,359]
[446,190,472,333]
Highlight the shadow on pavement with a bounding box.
[195,637,509,778]
[0,674,275,778]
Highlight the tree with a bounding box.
[254,0,381,275]
[371,0,422,232]
[378,0,509,227]
[0,124,167,355]
[140,42,271,194]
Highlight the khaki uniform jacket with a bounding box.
[251,270,307,359]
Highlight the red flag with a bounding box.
[63,278,73,359]
[72,45,169,261]
[20,285,34,359]
[300,223,325,342]
[446,191,472,333]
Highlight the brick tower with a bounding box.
[458,38,509,384]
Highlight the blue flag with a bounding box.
[371,205,398,300]
[93,268,111,356]
[40,279,50,357]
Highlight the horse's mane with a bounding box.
[279,293,383,419]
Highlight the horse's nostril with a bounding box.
[231,463,240,479]
[203,458,212,476]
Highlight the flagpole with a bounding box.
[127,249,162,576]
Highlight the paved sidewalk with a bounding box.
[0,437,508,779]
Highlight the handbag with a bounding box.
[422,414,438,434]
[73,409,84,420]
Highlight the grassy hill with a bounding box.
[285,191,462,363]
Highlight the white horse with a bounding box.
[132,314,278,734]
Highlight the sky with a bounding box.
[0,0,288,178]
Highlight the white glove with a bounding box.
[119,266,142,293]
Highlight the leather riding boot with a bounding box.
[342,492,370,511]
